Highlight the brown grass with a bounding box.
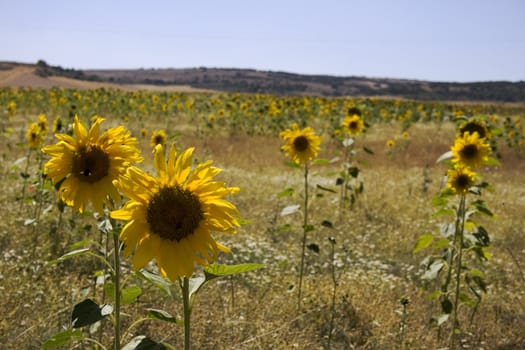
[1,110,524,349]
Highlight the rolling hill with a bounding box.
[2,60,524,102]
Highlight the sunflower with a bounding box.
[26,122,42,149]
[459,119,490,139]
[38,113,48,135]
[447,167,476,194]
[110,145,240,281]
[342,114,364,136]
[42,116,142,213]
[150,129,167,147]
[53,116,63,133]
[280,123,322,165]
[451,132,491,168]
[386,139,395,148]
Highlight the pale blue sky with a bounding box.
[1,0,524,82]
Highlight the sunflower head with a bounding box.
[38,114,48,135]
[111,145,240,281]
[26,122,42,149]
[386,139,395,148]
[42,116,143,213]
[280,123,322,165]
[53,116,63,133]
[451,132,491,169]
[447,167,476,195]
[459,119,490,139]
[150,129,167,147]
[342,115,364,136]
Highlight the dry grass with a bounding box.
[1,111,524,350]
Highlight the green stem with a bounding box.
[450,194,466,348]
[297,163,309,311]
[182,277,192,350]
[112,230,121,350]
[327,238,337,350]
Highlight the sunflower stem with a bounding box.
[112,228,121,350]
[182,276,192,350]
[450,194,466,348]
[297,163,309,311]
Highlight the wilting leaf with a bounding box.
[281,204,300,216]
[71,299,112,328]
[307,243,320,253]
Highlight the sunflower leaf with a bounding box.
[436,151,453,163]
[47,248,91,266]
[41,329,84,349]
[204,263,264,281]
[122,335,169,350]
[280,204,300,216]
[136,270,174,297]
[146,308,180,324]
[413,233,434,253]
[278,188,295,198]
[71,299,112,328]
[121,286,142,305]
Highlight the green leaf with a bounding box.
[486,156,500,166]
[304,224,315,233]
[121,286,142,305]
[204,263,264,281]
[47,248,91,266]
[42,329,84,349]
[312,158,330,165]
[71,299,112,328]
[278,188,295,198]
[136,270,174,297]
[286,161,301,169]
[413,234,434,253]
[104,283,115,301]
[146,308,179,324]
[427,290,441,301]
[68,238,91,250]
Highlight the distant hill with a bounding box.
[2,60,524,102]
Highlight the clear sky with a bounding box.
[1,0,524,82]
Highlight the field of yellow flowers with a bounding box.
[1,86,524,349]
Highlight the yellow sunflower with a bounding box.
[451,132,491,168]
[458,119,490,139]
[38,113,48,135]
[280,123,321,165]
[110,145,240,281]
[447,167,476,194]
[42,116,142,214]
[26,122,42,149]
[342,114,364,136]
[150,129,167,147]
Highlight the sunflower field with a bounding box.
[1,86,524,349]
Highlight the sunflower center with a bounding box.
[456,174,471,188]
[460,144,479,159]
[73,146,110,183]
[349,121,358,130]
[460,124,486,139]
[293,135,309,152]
[147,186,204,242]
